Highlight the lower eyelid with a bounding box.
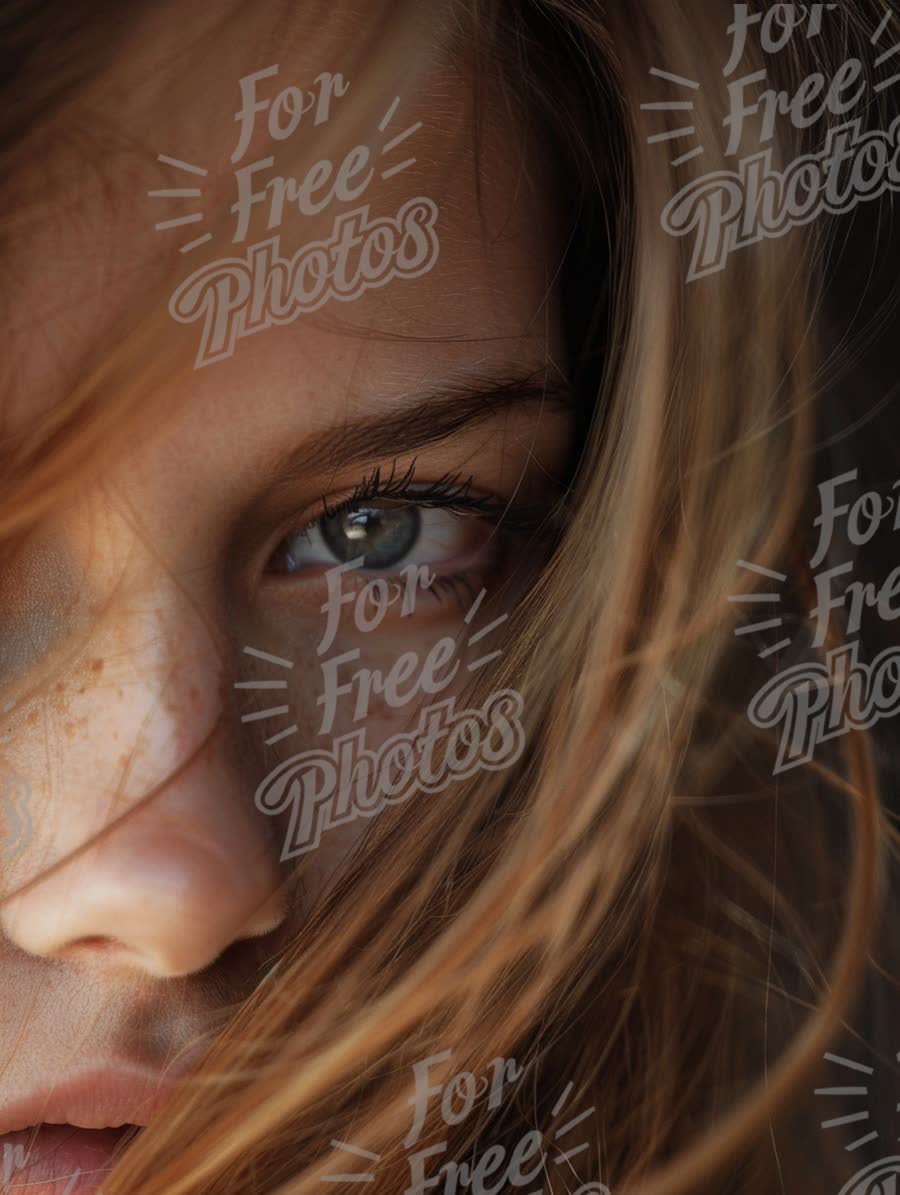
[259,562,497,629]
[260,528,506,620]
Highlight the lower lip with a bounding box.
[0,1125,135,1193]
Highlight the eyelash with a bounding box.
[318,460,514,525]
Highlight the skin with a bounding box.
[0,0,572,1183]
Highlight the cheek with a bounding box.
[242,596,483,738]
[236,593,505,887]
[0,604,227,894]
[0,578,510,903]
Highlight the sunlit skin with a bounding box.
[0,0,572,1189]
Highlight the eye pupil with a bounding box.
[321,507,421,568]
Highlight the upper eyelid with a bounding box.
[318,467,485,521]
[263,373,573,490]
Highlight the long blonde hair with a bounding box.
[2,2,895,1192]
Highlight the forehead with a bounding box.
[4,0,562,428]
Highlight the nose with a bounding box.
[2,750,287,977]
[0,589,286,978]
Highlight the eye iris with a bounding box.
[320,507,421,568]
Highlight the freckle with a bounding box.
[91,659,104,674]
[78,686,86,694]
[64,722,76,738]
[55,682,64,693]
[27,710,38,725]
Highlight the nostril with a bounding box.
[68,936,123,951]
[61,936,140,964]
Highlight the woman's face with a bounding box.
[0,1,570,1189]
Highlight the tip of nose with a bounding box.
[2,855,288,979]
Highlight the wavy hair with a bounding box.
[1,1,897,1193]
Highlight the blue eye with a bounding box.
[321,507,420,568]
[270,504,476,574]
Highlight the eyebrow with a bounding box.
[267,368,574,487]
